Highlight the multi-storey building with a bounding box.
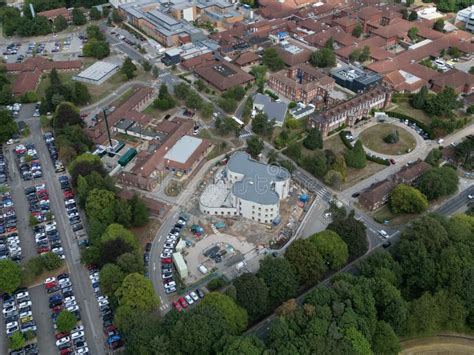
[199,152,290,224]
[268,64,335,104]
[308,85,392,136]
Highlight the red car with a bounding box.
[59,348,72,355]
[173,301,183,312]
[45,281,57,289]
[389,159,396,165]
[55,332,70,340]
[52,304,64,313]
[179,297,188,309]
[161,257,172,264]
[37,246,50,253]
[103,324,117,336]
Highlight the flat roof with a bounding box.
[164,135,203,164]
[75,61,118,81]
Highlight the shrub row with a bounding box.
[384,111,434,139]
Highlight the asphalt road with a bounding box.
[17,108,106,355]
[435,185,473,215]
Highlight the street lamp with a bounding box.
[102,107,113,148]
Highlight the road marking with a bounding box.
[153,263,156,271]
[158,234,162,242]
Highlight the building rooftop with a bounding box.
[74,61,118,81]
[227,152,289,205]
[164,135,203,164]
[253,93,288,125]
[194,60,254,91]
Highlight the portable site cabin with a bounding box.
[173,252,188,279]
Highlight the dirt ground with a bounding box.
[129,218,161,250]
[400,335,474,355]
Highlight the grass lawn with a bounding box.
[372,205,417,226]
[389,101,432,126]
[359,123,417,156]
[198,128,232,160]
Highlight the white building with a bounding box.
[199,152,290,224]
[456,5,474,32]
[73,61,119,85]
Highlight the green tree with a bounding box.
[121,58,137,80]
[303,127,323,150]
[258,256,299,306]
[173,82,190,99]
[344,327,373,355]
[185,90,203,110]
[233,273,269,321]
[352,23,363,37]
[100,263,125,298]
[0,110,19,144]
[218,97,237,113]
[408,27,419,41]
[350,46,371,62]
[101,223,138,254]
[8,332,25,351]
[86,189,117,225]
[116,252,144,274]
[112,8,123,23]
[418,167,458,200]
[70,81,91,106]
[262,48,285,72]
[324,170,343,188]
[301,150,328,178]
[53,15,68,32]
[252,112,274,137]
[246,135,264,158]
[86,25,105,41]
[220,336,265,355]
[0,260,22,294]
[52,102,82,129]
[433,18,444,32]
[89,7,102,20]
[405,292,441,336]
[390,184,428,214]
[310,48,336,68]
[128,194,149,227]
[72,8,86,25]
[41,252,63,270]
[82,39,110,59]
[201,102,214,119]
[424,86,460,116]
[284,142,302,161]
[284,239,326,285]
[411,85,428,109]
[345,140,366,169]
[56,310,77,333]
[142,60,152,72]
[199,292,248,334]
[310,230,349,270]
[327,211,368,260]
[424,148,442,166]
[115,273,158,311]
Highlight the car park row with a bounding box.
[45,274,88,354]
[0,147,22,263]
[86,266,124,351]
[43,132,64,173]
[14,143,42,181]
[58,176,83,232]
[3,289,39,355]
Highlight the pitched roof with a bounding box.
[234,51,260,66]
[37,7,70,19]
[393,159,431,182]
[359,179,396,206]
[431,69,474,92]
[194,61,254,91]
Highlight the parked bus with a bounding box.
[231,116,244,128]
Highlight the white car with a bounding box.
[185,294,194,305]
[163,243,174,249]
[75,346,89,354]
[71,330,84,340]
[71,325,84,333]
[89,272,99,280]
[468,194,473,200]
[164,281,176,289]
[189,291,199,302]
[15,292,29,300]
[45,223,57,232]
[379,230,388,239]
[58,277,70,284]
[19,310,32,319]
[56,336,70,347]
[18,301,32,309]
[97,296,108,303]
[52,247,64,254]
[64,296,76,303]
[64,301,77,308]
[6,321,18,329]
[98,299,109,307]
[160,252,172,258]
[66,304,79,312]
[6,323,19,335]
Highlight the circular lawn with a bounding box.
[359,123,417,156]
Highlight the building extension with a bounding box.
[199,152,290,224]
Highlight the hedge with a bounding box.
[339,131,391,166]
[383,111,434,139]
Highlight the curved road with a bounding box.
[80,80,153,114]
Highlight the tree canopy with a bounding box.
[418,167,458,200]
[0,260,22,294]
[310,48,336,68]
[262,48,285,72]
[310,230,349,270]
[390,184,428,214]
[56,311,77,333]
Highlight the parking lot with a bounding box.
[1,35,84,64]
[0,105,106,354]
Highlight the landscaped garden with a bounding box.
[359,123,416,156]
